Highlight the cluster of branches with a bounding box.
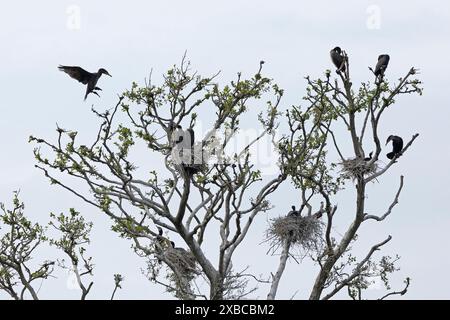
[30,57,285,300]
[267,51,421,300]
[0,192,123,300]
[10,51,422,300]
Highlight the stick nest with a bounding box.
[339,157,378,180]
[266,215,324,253]
[180,163,208,175]
[174,148,208,175]
[163,247,199,276]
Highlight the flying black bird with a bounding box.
[58,65,111,100]
[364,152,373,161]
[386,135,403,159]
[287,205,300,217]
[330,47,346,73]
[374,55,390,81]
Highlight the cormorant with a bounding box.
[364,152,373,161]
[386,135,403,159]
[287,205,300,217]
[58,65,111,100]
[156,227,170,264]
[330,47,346,73]
[374,55,390,81]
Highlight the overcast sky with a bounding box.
[0,0,449,299]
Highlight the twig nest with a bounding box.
[339,157,378,180]
[267,215,323,252]
[164,246,198,276]
[163,246,199,300]
[181,163,207,175]
[173,144,208,176]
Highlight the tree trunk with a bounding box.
[309,180,366,300]
[210,276,224,300]
[267,239,291,300]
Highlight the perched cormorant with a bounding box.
[156,227,170,264]
[374,55,390,81]
[330,47,346,73]
[58,65,111,100]
[170,241,191,256]
[287,205,300,217]
[157,227,164,241]
[364,152,373,161]
[386,135,403,159]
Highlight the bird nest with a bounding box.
[173,163,208,178]
[163,247,199,300]
[173,151,208,176]
[266,215,324,253]
[339,157,378,180]
[163,247,198,276]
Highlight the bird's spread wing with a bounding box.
[58,65,91,84]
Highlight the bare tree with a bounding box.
[30,57,285,300]
[0,193,122,300]
[0,192,54,300]
[25,52,422,300]
[111,274,124,300]
[266,50,422,300]
[49,208,94,300]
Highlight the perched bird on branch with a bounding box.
[156,227,171,264]
[330,47,346,73]
[374,55,390,81]
[169,241,197,271]
[170,241,190,257]
[287,205,300,217]
[386,135,403,159]
[364,152,373,161]
[58,65,111,100]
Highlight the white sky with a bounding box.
[0,0,449,299]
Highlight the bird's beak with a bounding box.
[106,72,112,77]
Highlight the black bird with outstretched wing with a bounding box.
[386,135,403,160]
[58,65,111,100]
